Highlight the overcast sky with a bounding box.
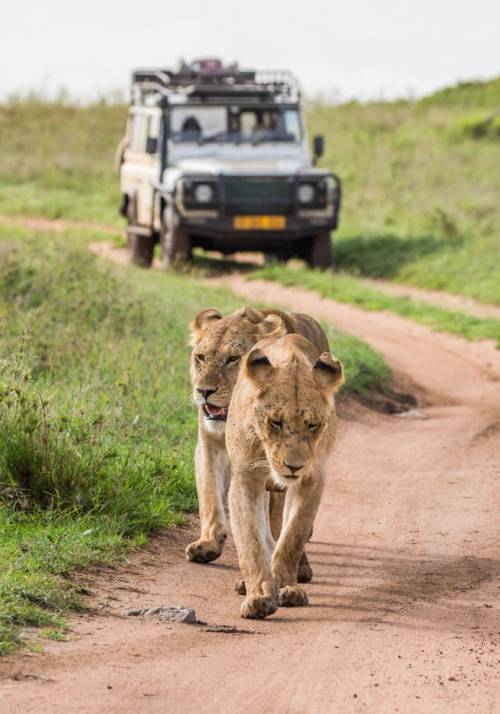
[2,0,499,101]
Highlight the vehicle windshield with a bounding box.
[170,106,302,144]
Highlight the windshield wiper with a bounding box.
[198,131,229,145]
[251,132,292,145]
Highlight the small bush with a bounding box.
[448,114,500,142]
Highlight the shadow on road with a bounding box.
[189,250,263,276]
[301,540,500,631]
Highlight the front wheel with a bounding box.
[306,232,333,269]
[160,210,192,268]
[130,231,155,268]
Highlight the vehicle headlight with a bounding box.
[194,183,214,203]
[298,183,315,204]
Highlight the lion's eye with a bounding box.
[269,418,282,430]
[195,353,205,363]
[226,355,240,365]
[308,423,320,432]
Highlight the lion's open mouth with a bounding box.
[203,404,228,421]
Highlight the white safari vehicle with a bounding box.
[117,58,341,267]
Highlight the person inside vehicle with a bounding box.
[181,116,202,138]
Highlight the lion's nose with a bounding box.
[283,462,305,475]
[197,387,217,399]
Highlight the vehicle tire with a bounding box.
[160,209,191,268]
[162,227,191,267]
[130,232,155,268]
[125,193,138,249]
[306,232,333,269]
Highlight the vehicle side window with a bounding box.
[127,113,135,145]
[130,112,147,153]
[145,114,160,155]
[284,110,301,141]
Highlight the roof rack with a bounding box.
[130,59,300,105]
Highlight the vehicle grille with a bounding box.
[223,177,293,215]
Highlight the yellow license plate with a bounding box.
[233,215,286,230]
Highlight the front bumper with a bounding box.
[160,172,342,250]
[177,211,338,240]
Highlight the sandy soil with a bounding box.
[0,214,119,236]
[1,254,500,713]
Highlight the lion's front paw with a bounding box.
[240,595,278,620]
[185,536,225,564]
[265,478,287,493]
[234,579,246,595]
[297,553,313,583]
[278,585,309,607]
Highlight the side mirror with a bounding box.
[146,136,158,155]
[313,134,324,160]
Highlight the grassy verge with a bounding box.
[0,224,240,653]
[308,82,500,305]
[321,323,390,397]
[253,264,500,346]
[0,226,389,654]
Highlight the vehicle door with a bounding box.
[121,108,161,228]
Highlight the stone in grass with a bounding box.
[125,605,197,624]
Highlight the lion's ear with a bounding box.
[246,347,275,384]
[190,308,222,344]
[238,305,264,324]
[313,352,344,394]
[257,314,287,339]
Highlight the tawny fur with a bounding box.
[187,306,328,572]
[226,334,344,619]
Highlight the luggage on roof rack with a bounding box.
[130,59,300,105]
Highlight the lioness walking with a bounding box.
[188,306,329,583]
[226,334,344,619]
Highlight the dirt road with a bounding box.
[1,268,500,714]
[360,277,500,321]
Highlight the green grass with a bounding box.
[253,264,500,345]
[0,98,124,224]
[0,224,389,654]
[307,79,500,305]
